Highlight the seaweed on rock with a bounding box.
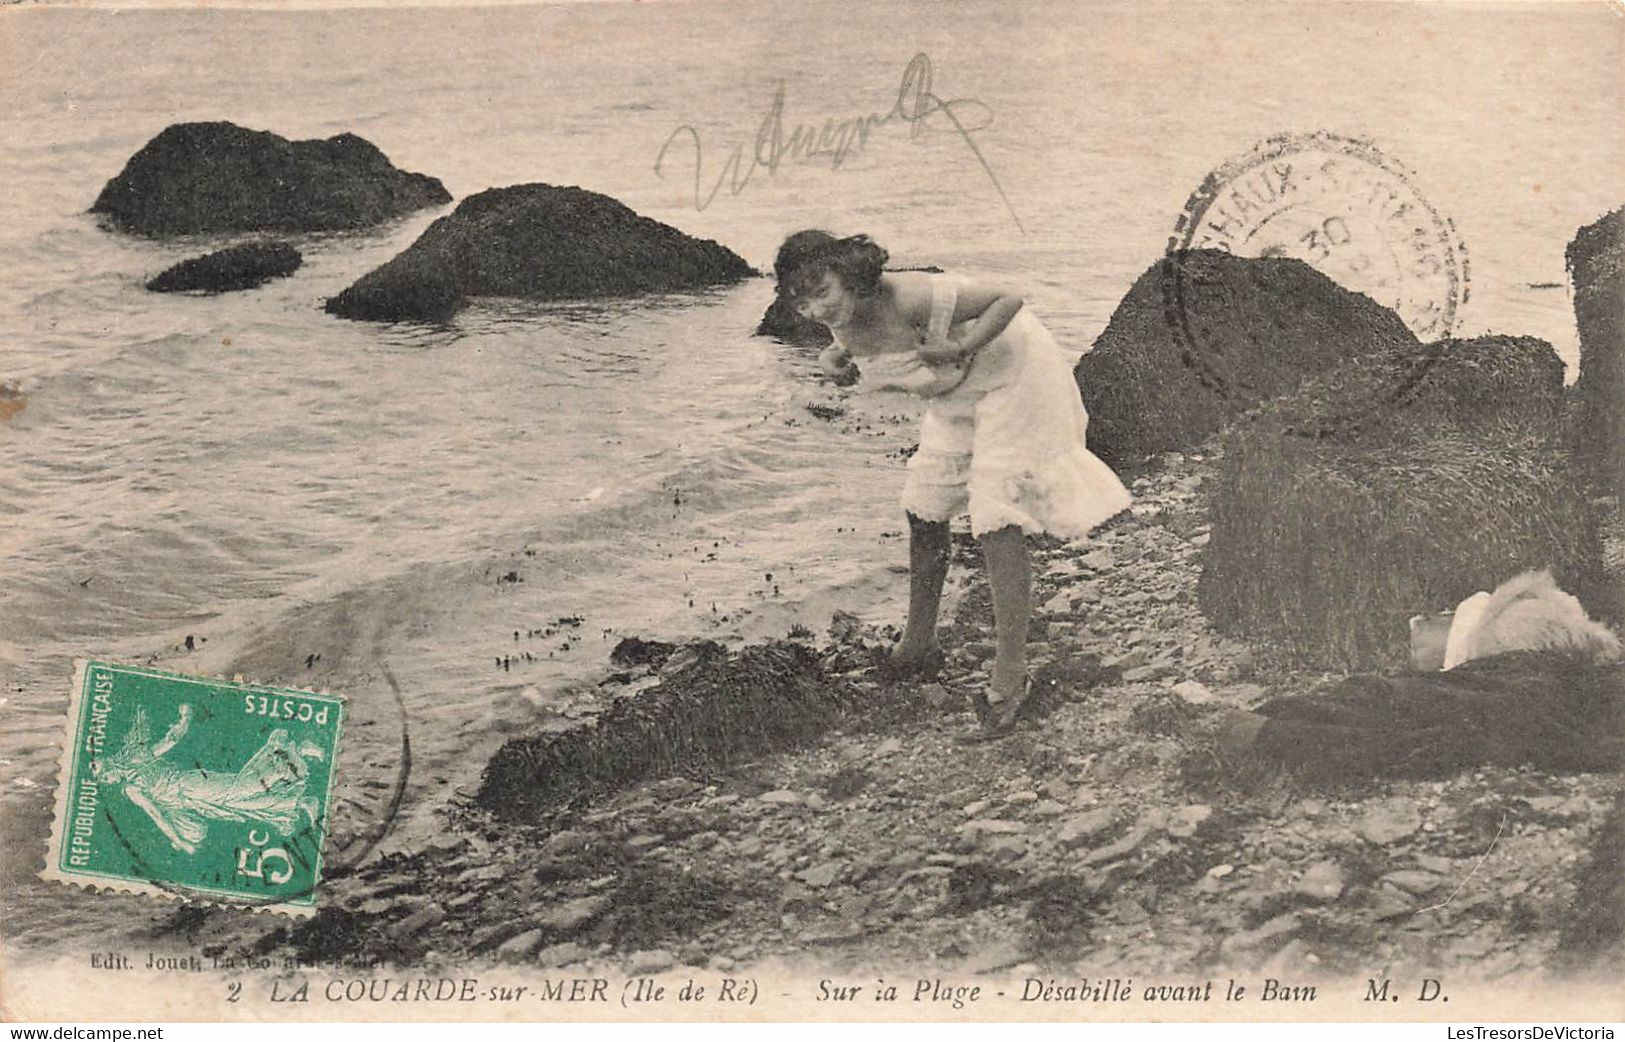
[1229,334,1569,444]
[1073,250,1420,469]
[326,183,755,323]
[476,641,886,820]
[93,122,449,236]
[1566,205,1625,499]
[1198,422,1606,671]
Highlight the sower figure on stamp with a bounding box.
[774,231,1131,737]
[93,704,325,854]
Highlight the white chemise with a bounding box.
[844,273,1132,538]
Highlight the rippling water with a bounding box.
[2,0,1620,948]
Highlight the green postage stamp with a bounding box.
[43,660,345,916]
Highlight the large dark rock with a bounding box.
[1074,250,1421,469]
[325,183,755,323]
[1567,206,1624,498]
[146,241,302,294]
[92,122,450,236]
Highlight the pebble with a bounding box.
[535,942,589,967]
[446,891,484,912]
[453,863,507,885]
[1081,828,1148,866]
[1358,799,1423,845]
[1221,912,1300,957]
[758,789,804,806]
[1104,649,1149,671]
[962,942,1027,974]
[961,819,1029,838]
[539,830,593,859]
[797,862,843,888]
[1222,682,1268,704]
[1170,680,1215,705]
[985,836,1028,859]
[1080,550,1113,571]
[1167,805,1212,838]
[426,834,468,855]
[800,921,868,946]
[471,921,530,953]
[388,902,447,940]
[1381,870,1446,896]
[1371,884,1416,921]
[536,894,610,935]
[1293,860,1346,902]
[495,929,545,962]
[1414,853,1460,874]
[627,949,676,975]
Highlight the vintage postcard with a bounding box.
[1,0,1621,1025]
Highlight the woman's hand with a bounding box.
[819,343,859,386]
[918,332,972,367]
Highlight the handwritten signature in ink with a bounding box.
[655,53,1023,232]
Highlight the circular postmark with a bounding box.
[1164,131,1469,394]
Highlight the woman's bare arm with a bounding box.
[917,277,1024,364]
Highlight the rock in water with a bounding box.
[325,183,756,323]
[146,242,302,294]
[92,122,450,236]
[755,294,832,347]
[1073,250,1420,469]
[1567,206,1624,499]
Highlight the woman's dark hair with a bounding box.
[773,230,888,302]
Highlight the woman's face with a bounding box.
[792,270,855,329]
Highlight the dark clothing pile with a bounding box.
[1251,650,1624,783]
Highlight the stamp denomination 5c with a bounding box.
[43,660,345,916]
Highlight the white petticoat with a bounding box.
[897,283,1132,539]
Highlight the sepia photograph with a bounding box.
[0,0,1621,1024]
